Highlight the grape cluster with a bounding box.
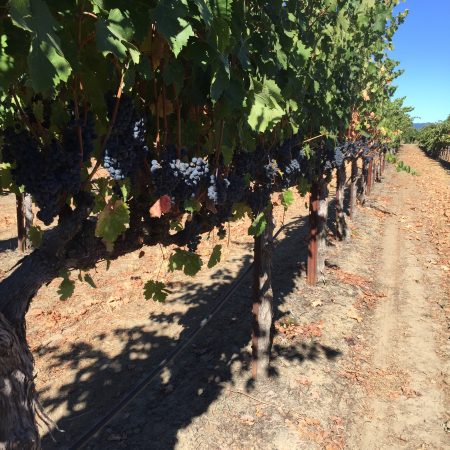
[103,95,148,181]
[2,127,82,225]
[207,175,230,205]
[64,106,97,163]
[150,147,210,201]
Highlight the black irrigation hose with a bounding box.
[68,219,296,450]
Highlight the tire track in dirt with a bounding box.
[350,146,448,449]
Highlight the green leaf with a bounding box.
[210,63,230,102]
[297,175,311,197]
[144,280,171,302]
[95,200,130,251]
[96,16,128,60]
[9,0,32,32]
[171,18,194,57]
[207,244,222,268]
[119,180,130,202]
[231,202,252,221]
[193,0,213,27]
[248,212,267,237]
[92,178,109,214]
[28,225,43,248]
[170,219,183,231]
[184,198,201,213]
[280,190,294,209]
[58,273,75,300]
[0,162,13,191]
[11,0,73,92]
[168,248,203,276]
[248,79,285,133]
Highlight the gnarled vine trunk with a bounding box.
[0,315,40,450]
[0,196,93,450]
[251,207,275,379]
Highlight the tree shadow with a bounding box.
[39,205,343,449]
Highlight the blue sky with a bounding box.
[390,0,450,123]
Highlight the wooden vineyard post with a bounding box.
[16,194,26,252]
[359,158,368,205]
[367,158,373,195]
[307,182,319,285]
[350,158,358,219]
[251,206,275,380]
[23,193,33,249]
[336,165,349,240]
[307,175,330,284]
[317,176,330,280]
[375,156,381,182]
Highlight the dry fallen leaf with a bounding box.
[347,311,363,322]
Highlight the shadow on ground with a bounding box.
[0,237,16,253]
[39,208,345,449]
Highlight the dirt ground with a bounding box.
[0,145,449,449]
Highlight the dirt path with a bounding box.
[348,146,449,449]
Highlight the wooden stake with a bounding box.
[307,182,319,285]
[336,165,348,240]
[350,158,358,219]
[16,194,25,252]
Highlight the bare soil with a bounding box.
[0,145,448,449]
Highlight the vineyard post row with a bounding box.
[252,143,388,378]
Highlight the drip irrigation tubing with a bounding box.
[69,217,305,450]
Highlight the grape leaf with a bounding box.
[231,202,252,221]
[144,280,171,302]
[280,190,294,209]
[248,212,267,237]
[184,198,201,213]
[248,78,285,133]
[95,200,130,251]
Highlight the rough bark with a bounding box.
[0,315,42,450]
[317,177,329,281]
[350,158,358,219]
[336,165,349,240]
[0,195,93,450]
[251,207,275,379]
